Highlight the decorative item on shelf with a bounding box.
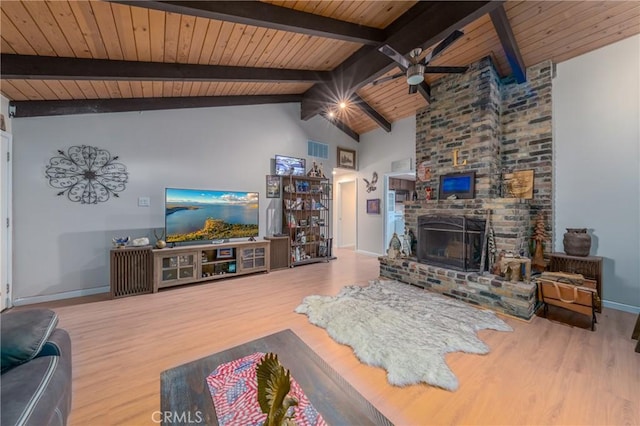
[154,228,166,249]
[296,231,306,244]
[256,353,298,426]
[387,232,402,259]
[306,161,325,178]
[132,237,149,247]
[266,175,281,198]
[295,181,309,193]
[112,236,130,248]
[284,183,295,193]
[45,145,128,204]
[363,172,378,193]
[503,169,534,199]
[425,186,433,200]
[412,190,418,201]
[531,212,548,271]
[366,198,380,214]
[337,147,356,170]
[563,228,592,257]
[416,161,431,182]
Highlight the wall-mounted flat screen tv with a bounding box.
[165,188,259,243]
[438,171,475,200]
[275,154,306,176]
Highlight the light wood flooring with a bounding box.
[22,248,640,425]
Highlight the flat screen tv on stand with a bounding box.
[165,188,259,244]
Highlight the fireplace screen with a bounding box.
[417,215,485,271]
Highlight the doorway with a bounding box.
[337,179,356,248]
[0,131,12,311]
[383,171,415,254]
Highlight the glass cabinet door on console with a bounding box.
[240,247,266,271]
[158,252,196,286]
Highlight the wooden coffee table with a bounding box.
[160,329,392,425]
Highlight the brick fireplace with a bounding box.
[379,57,553,320]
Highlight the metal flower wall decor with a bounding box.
[45,145,129,204]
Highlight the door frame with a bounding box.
[335,177,357,249]
[383,171,415,254]
[1,130,12,311]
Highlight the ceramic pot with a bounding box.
[563,228,591,256]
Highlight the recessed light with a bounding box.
[339,102,347,109]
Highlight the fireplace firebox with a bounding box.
[417,215,485,271]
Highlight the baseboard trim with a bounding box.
[602,300,640,314]
[355,249,383,257]
[13,286,110,306]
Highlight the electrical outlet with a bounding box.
[138,197,150,207]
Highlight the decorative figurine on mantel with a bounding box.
[387,232,402,259]
[401,228,412,257]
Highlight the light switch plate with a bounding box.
[138,197,150,207]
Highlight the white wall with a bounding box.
[554,34,640,311]
[356,116,416,255]
[12,102,356,302]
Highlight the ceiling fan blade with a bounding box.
[378,44,411,70]
[371,72,404,86]
[424,66,468,74]
[408,84,418,95]
[422,30,465,64]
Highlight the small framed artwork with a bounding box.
[366,198,380,214]
[266,175,281,198]
[337,147,356,169]
[503,169,534,199]
[216,248,234,259]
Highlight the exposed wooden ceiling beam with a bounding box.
[0,54,329,83]
[8,95,302,118]
[490,5,526,83]
[411,82,432,104]
[323,114,360,142]
[351,94,391,133]
[301,1,502,121]
[110,1,386,45]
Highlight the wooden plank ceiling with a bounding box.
[1,1,639,138]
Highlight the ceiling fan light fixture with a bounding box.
[406,64,425,85]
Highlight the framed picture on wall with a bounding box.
[337,147,356,170]
[503,169,534,199]
[366,198,380,214]
[266,175,281,198]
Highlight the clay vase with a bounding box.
[563,228,591,257]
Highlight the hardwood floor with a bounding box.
[25,248,639,425]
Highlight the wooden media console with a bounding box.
[152,240,270,292]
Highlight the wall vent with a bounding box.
[307,140,329,159]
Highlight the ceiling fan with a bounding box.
[373,30,468,94]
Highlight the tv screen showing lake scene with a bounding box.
[165,188,259,243]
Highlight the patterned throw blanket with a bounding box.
[206,352,326,426]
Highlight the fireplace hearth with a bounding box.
[417,215,485,271]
